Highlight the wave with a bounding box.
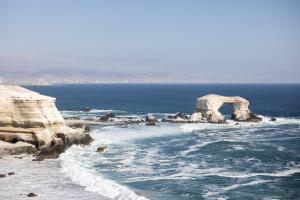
[203,179,271,198]
[212,166,300,179]
[60,150,148,200]
[180,116,300,133]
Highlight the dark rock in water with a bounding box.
[146,122,156,126]
[235,122,239,125]
[0,174,6,178]
[162,112,190,123]
[65,116,80,120]
[84,125,91,133]
[247,112,262,122]
[8,172,15,175]
[145,114,158,122]
[95,112,115,122]
[83,107,92,112]
[270,117,277,121]
[168,112,188,119]
[27,193,37,197]
[34,139,66,161]
[106,112,115,118]
[97,146,107,153]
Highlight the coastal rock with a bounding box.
[27,193,37,197]
[270,117,277,121]
[162,112,189,123]
[189,112,203,122]
[145,114,158,122]
[83,107,92,112]
[146,121,156,126]
[0,85,92,157]
[96,146,107,153]
[95,112,115,122]
[195,94,261,123]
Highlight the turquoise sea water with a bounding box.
[26,84,300,200]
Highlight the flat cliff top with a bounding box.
[0,85,54,100]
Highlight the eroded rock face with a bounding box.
[195,94,261,123]
[0,85,91,156]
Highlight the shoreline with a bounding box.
[0,155,107,200]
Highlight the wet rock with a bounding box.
[8,172,15,175]
[246,112,262,122]
[106,112,115,118]
[145,114,158,122]
[64,116,80,120]
[168,112,188,120]
[146,122,156,126]
[0,174,6,178]
[27,193,37,197]
[270,117,277,121]
[162,112,191,123]
[95,112,115,122]
[84,125,91,133]
[34,139,66,161]
[96,146,107,153]
[83,107,92,112]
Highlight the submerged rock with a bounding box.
[8,172,15,175]
[95,112,115,122]
[167,112,188,120]
[0,174,6,178]
[96,146,107,153]
[146,121,156,126]
[270,117,277,121]
[27,193,37,197]
[83,107,92,112]
[145,114,158,122]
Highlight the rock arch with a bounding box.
[195,94,261,123]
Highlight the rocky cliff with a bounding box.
[0,85,92,157]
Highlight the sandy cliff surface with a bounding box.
[0,85,92,158]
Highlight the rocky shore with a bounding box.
[70,94,262,125]
[0,85,93,160]
[0,85,263,159]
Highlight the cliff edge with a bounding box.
[0,85,92,158]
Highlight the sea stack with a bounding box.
[0,85,92,157]
[192,94,262,123]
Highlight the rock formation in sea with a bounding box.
[0,85,92,158]
[192,94,262,123]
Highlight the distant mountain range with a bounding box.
[0,68,204,85]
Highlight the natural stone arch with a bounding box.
[195,94,260,123]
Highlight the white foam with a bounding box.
[180,116,300,133]
[60,151,149,200]
[92,123,182,144]
[212,166,300,178]
[204,179,271,197]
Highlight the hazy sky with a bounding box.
[0,0,300,83]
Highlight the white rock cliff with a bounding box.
[0,85,91,156]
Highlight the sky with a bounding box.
[0,0,300,83]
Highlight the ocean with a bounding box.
[23,84,300,199]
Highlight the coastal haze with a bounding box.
[1,0,300,84]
